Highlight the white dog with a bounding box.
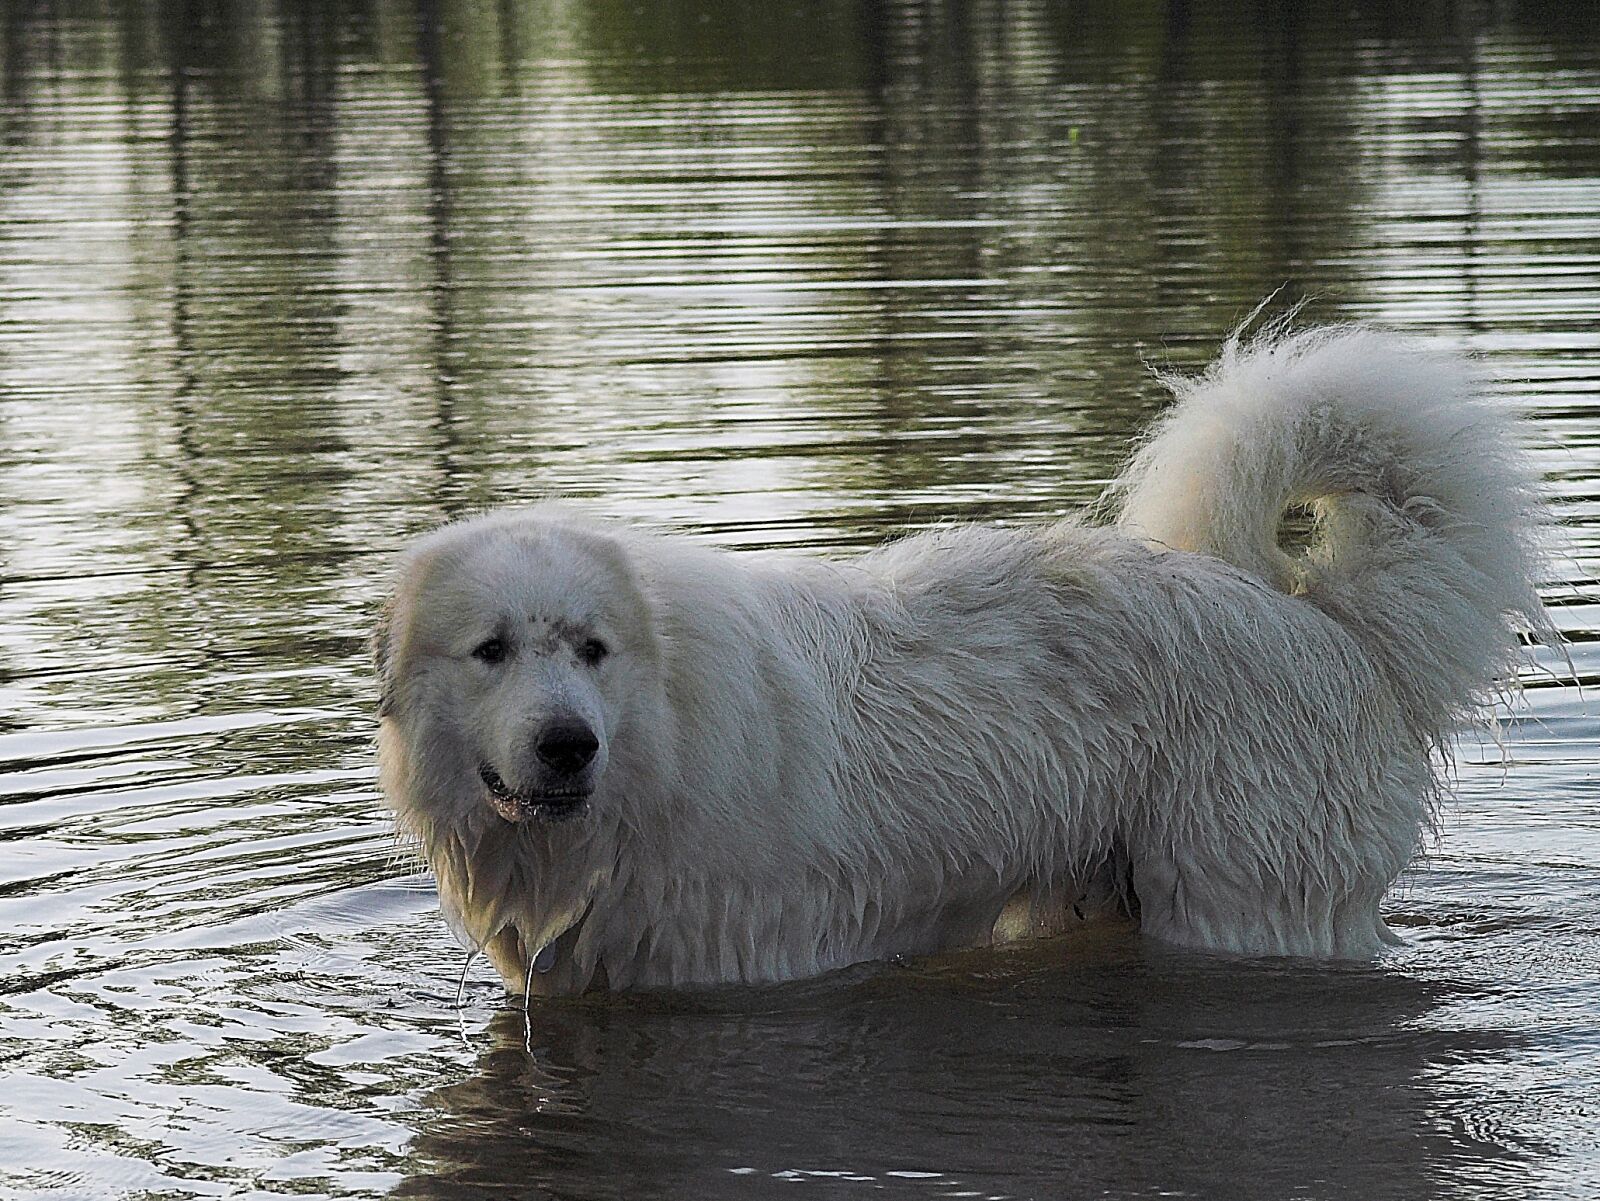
[374,324,1551,996]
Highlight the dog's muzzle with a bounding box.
[479,716,601,823]
[479,763,590,823]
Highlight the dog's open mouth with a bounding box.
[479,764,589,823]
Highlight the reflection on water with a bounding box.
[0,1,1596,1198]
[400,950,1530,1201]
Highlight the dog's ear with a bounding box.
[373,593,399,719]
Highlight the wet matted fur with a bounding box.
[374,324,1553,996]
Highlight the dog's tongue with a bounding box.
[486,791,526,823]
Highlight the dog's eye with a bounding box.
[578,638,609,666]
[472,638,506,664]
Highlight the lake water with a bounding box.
[1,3,1597,1198]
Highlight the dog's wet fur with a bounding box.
[375,324,1552,995]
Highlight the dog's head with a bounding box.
[375,509,660,829]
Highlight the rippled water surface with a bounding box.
[2,3,1598,1198]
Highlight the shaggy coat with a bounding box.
[374,326,1551,995]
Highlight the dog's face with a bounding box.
[376,513,657,828]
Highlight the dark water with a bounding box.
[1,2,1597,1198]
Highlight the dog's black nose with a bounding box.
[536,719,598,775]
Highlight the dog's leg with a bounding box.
[988,858,1137,947]
[1129,850,1392,959]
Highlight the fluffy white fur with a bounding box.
[375,324,1552,995]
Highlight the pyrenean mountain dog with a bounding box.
[374,324,1551,997]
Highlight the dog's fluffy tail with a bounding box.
[1114,322,1554,750]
